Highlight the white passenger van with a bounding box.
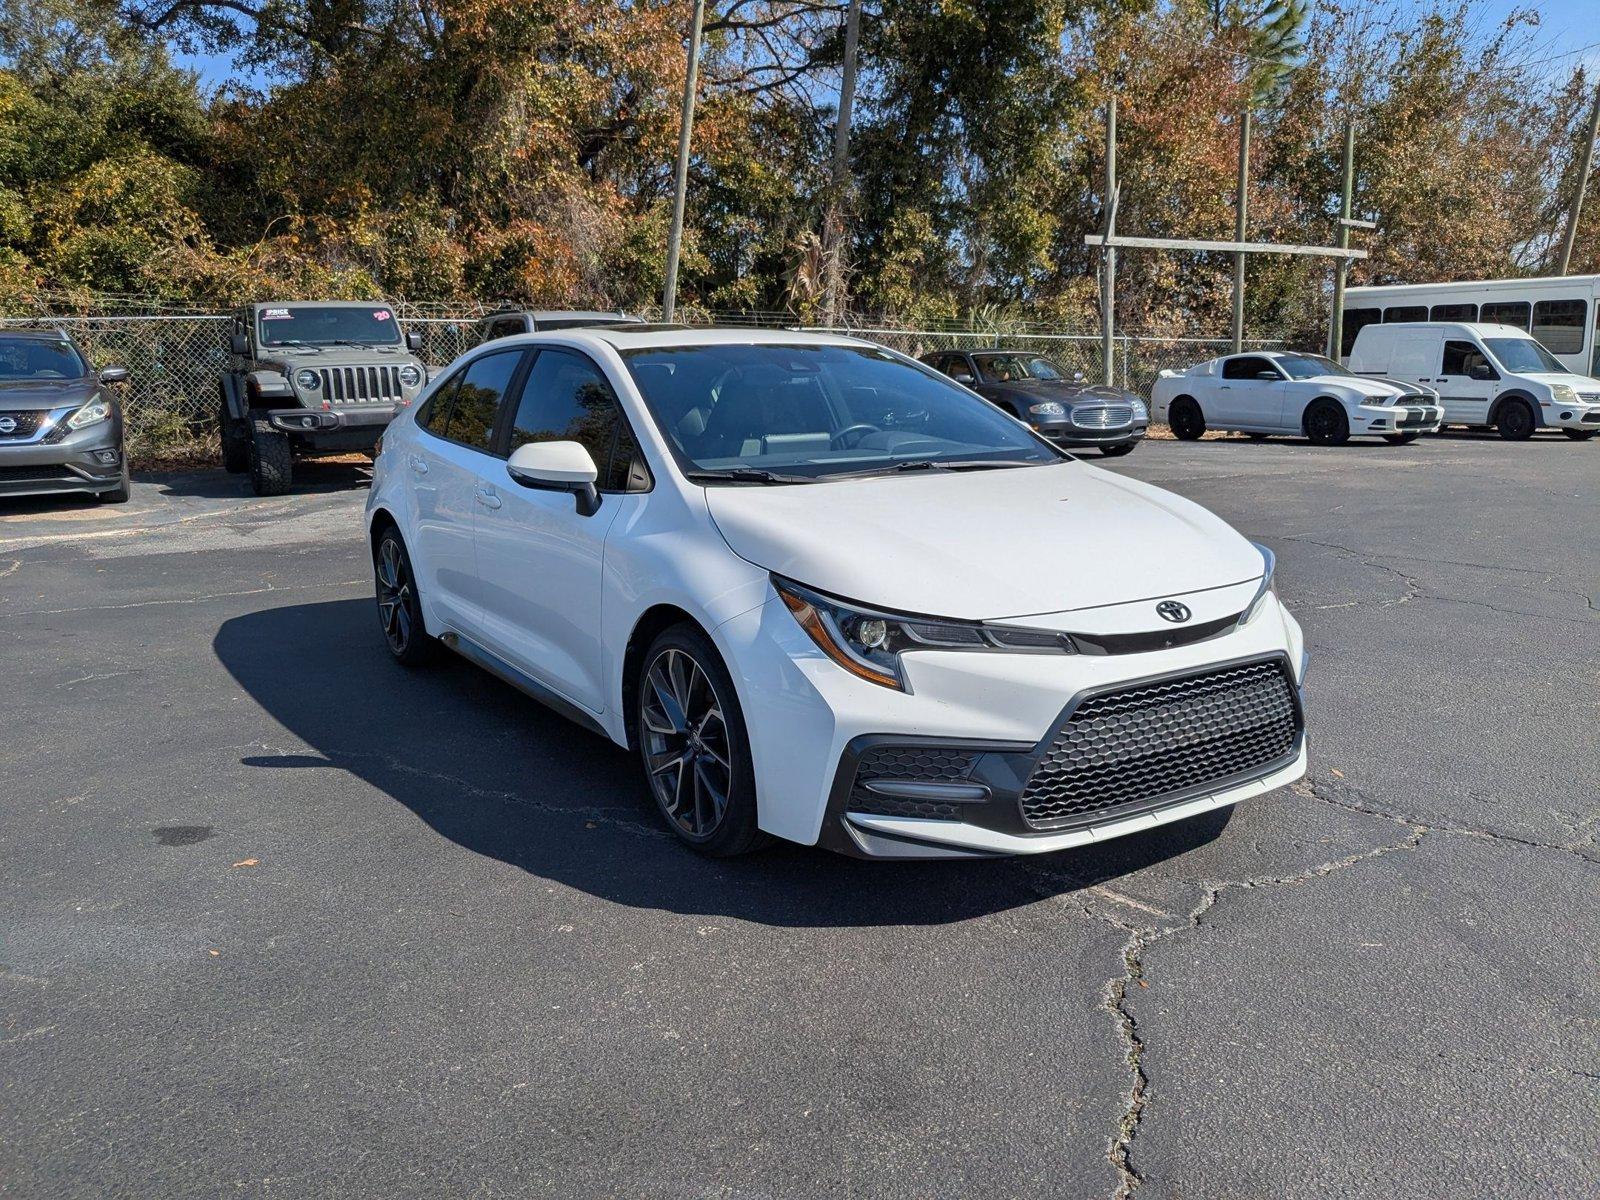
[1348,321,1600,440]
[1341,274,1600,376]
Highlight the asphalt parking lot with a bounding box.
[2,434,1597,1199]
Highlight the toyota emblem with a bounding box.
[0,416,16,434]
[1156,600,1192,623]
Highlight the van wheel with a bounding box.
[1495,399,1535,441]
[1384,432,1419,445]
[248,422,292,495]
[1562,429,1594,441]
[636,624,765,857]
[1305,399,1350,446]
[1168,397,1205,440]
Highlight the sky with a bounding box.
[172,0,1600,93]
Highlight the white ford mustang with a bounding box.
[1151,350,1443,445]
[366,327,1308,859]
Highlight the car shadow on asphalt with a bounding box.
[153,461,373,498]
[214,598,1229,927]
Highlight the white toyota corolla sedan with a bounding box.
[365,327,1308,859]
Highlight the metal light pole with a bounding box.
[821,0,862,326]
[662,0,707,322]
[1101,97,1117,387]
[1327,121,1355,361]
[1230,108,1252,355]
[1557,83,1600,276]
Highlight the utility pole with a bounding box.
[1101,97,1117,387]
[1557,82,1600,276]
[821,0,862,326]
[1230,108,1252,355]
[1327,121,1355,361]
[662,0,707,322]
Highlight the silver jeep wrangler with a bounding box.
[219,302,429,495]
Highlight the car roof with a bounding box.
[0,327,75,342]
[498,325,879,353]
[251,300,395,310]
[485,309,642,323]
[1362,321,1531,338]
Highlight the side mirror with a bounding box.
[405,330,423,352]
[506,441,600,516]
[1256,370,1280,381]
[98,364,130,384]
[1468,364,1494,381]
[951,370,975,384]
[1072,371,1086,383]
[229,333,249,356]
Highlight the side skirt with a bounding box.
[439,631,609,739]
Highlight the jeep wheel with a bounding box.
[1495,398,1535,441]
[219,392,249,473]
[248,421,292,496]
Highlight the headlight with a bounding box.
[1550,384,1576,401]
[1238,542,1277,626]
[1360,393,1389,406]
[1131,397,1148,420]
[295,369,321,391]
[66,399,111,430]
[398,365,422,387]
[773,577,1073,693]
[1028,402,1066,418]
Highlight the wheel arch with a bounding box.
[620,603,706,751]
[1300,394,1346,436]
[1488,389,1538,425]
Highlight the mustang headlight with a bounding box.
[1028,401,1066,418]
[66,399,111,430]
[1550,384,1576,401]
[295,369,321,391]
[1238,542,1277,626]
[398,364,422,387]
[773,577,1074,693]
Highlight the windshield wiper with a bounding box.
[836,458,1043,479]
[684,468,816,485]
[325,339,397,350]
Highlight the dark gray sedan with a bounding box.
[921,350,1147,456]
[0,329,130,503]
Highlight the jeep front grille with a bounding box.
[1019,658,1300,830]
[315,365,404,404]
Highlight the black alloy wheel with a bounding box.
[1168,397,1205,441]
[375,530,435,666]
[1305,400,1350,446]
[637,625,762,855]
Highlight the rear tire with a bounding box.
[219,391,249,473]
[374,527,437,667]
[636,623,764,857]
[1099,442,1136,457]
[248,421,292,495]
[1495,398,1535,441]
[1305,399,1350,446]
[1168,397,1205,441]
[1384,432,1420,445]
[1562,429,1595,441]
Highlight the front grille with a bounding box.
[1019,658,1300,830]
[1583,410,1600,423]
[1072,404,1133,429]
[847,746,977,820]
[0,410,48,440]
[1397,409,1434,428]
[314,365,403,404]
[0,464,76,483]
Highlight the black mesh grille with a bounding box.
[848,746,977,820]
[1019,658,1300,829]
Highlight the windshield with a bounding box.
[1275,353,1353,380]
[257,306,403,347]
[1485,337,1565,375]
[0,336,87,380]
[974,354,1067,383]
[622,343,1062,482]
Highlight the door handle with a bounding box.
[474,486,502,510]
[408,454,429,475]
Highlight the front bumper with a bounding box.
[717,583,1307,858]
[1544,401,1600,429]
[1035,418,1148,448]
[1352,404,1443,436]
[265,404,399,434]
[0,415,124,498]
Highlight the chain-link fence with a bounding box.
[0,303,1291,458]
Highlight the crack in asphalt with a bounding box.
[10,579,366,617]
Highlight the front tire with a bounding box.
[1384,432,1420,445]
[1099,442,1136,457]
[219,390,249,473]
[1305,399,1350,446]
[97,458,131,504]
[374,527,437,667]
[1168,397,1205,441]
[636,624,763,856]
[1563,429,1595,441]
[1495,398,1535,441]
[248,421,292,495]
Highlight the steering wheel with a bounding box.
[830,423,880,450]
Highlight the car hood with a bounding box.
[1522,372,1598,389]
[704,461,1264,620]
[0,379,98,411]
[258,347,419,369]
[990,380,1139,405]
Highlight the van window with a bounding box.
[1532,299,1585,355]
[1480,300,1531,331]
[1429,303,1477,322]
[1383,305,1427,323]
[1341,308,1381,357]
[1440,340,1492,379]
